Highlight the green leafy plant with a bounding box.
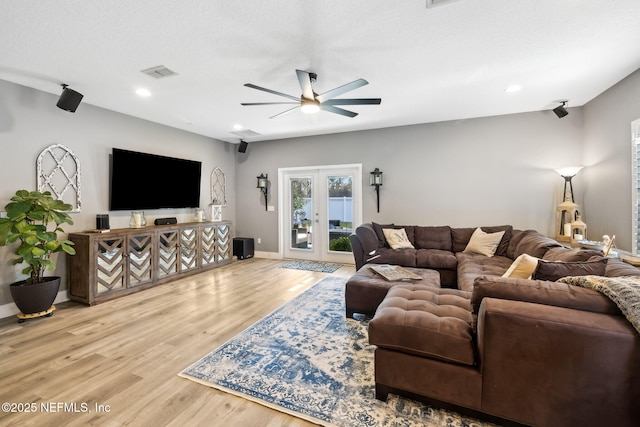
[0,190,75,284]
[329,236,352,252]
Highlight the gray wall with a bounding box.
[582,69,640,251]
[237,109,585,253]
[0,79,236,306]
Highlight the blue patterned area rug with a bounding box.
[281,259,343,273]
[179,276,491,427]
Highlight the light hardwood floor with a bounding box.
[0,258,356,427]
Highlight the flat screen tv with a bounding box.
[109,148,202,211]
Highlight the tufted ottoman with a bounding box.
[368,284,477,405]
[345,265,441,318]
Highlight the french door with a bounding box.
[280,165,362,264]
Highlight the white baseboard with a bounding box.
[253,251,283,259]
[0,290,69,320]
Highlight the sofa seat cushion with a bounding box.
[416,248,457,269]
[369,284,474,366]
[605,258,640,277]
[371,247,417,267]
[455,252,513,292]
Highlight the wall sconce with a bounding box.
[257,173,268,211]
[369,168,383,213]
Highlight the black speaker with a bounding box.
[96,214,110,230]
[233,237,254,260]
[238,141,248,153]
[154,217,177,226]
[57,87,84,112]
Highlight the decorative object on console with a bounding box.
[552,100,569,118]
[209,202,223,222]
[37,144,82,212]
[129,211,147,228]
[370,168,383,213]
[96,214,110,230]
[56,84,84,112]
[257,173,268,211]
[193,208,206,222]
[555,166,583,243]
[154,217,177,226]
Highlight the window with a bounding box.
[632,120,640,254]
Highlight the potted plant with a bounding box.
[0,190,75,317]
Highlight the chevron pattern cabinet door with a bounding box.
[180,228,198,272]
[128,234,153,287]
[158,230,179,278]
[96,238,125,294]
[216,224,231,262]
[201,226,216,266]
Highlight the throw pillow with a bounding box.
[463,227,505,257]
[532,258,608,282]
[502,253,540,279]
[382,228,415,249]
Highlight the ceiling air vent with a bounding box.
[426,0,462,8]
[231,129,262,139]
[141,65,178,79]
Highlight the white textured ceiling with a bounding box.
[1,0,640,143]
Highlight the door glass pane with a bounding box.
[290,177,312,250]
[327,175,353,253]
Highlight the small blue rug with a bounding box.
[179,276,491,427]
[281,259,343,273]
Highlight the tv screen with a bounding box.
[109,148,202,211]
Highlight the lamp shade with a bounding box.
[554,166,583,178]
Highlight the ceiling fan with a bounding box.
[241,69,381,118]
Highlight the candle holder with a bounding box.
[129,211,147,228]
[194,208,206,222]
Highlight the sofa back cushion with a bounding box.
[532,258,608,282]
[451,225,513,257]
[542,247,604,262]
[471,276,621,318]
[513,230,563,259]
[414,225,451,251]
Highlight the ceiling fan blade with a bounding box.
[270,105,300,119]
[316,78,368,103]
[296,69,315,100]
[244,83,299,101]
[241,102,299,106]
[320,105,358,118]
[323,98,381,106]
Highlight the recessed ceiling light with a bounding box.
[136,88,152,97]
[233,123,243,130]
[505,85,522,93]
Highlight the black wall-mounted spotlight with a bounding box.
[56,84,84,113]
[257,173,268,211]
[238,140,248,153]
[553,101,569,119]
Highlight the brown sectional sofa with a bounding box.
[348,222,640,427]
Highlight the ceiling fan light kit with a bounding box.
[242,69,381,119]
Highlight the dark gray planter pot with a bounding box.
[10,276,60,315]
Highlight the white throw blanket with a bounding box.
[557,275,640,335]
